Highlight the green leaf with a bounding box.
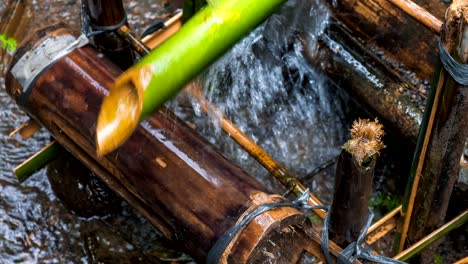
[0,33,7,49]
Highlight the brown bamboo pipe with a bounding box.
[5,24,327,263]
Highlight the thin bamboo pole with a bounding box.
[188,84,327,217]
[368,205,402,234]
[141,12,183,49]
[95,0,287,155]
[14,141,63,182]
[394,210,468,261]
[9,119,41,140]
[386,0,442,33]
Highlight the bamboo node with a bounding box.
[343,118,385,167]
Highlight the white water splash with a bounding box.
[172,0,350,191]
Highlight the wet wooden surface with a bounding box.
[5,25,338,262]
[329,0,448,82]
[329,151,375,247]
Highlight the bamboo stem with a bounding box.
[394,210,468,261]
[8,118,41,140]
[82,0,135,69]
[368,205,402,234]
[117,25,151,55]
[141,12,183,49]
[14,141,63,183]
[188,84,326,217]
[386,0,442,34]
[366,218,398,245]
[396,42,445,253]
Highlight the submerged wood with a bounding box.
[329,119,385,247]
[397,1,468,256]
[5,25,334,263]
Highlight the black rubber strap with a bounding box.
[81,4,127,38]
[206,190,328,264]
[88,17,128,33]
[141,21,166,39]
[206,189,407,264]
[439,41,468,85]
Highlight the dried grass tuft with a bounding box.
[343,118,386,167]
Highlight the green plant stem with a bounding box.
[14,141,63,182]
[136,0,286,119]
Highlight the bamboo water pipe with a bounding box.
[95,0,288,155]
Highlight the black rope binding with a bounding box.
[439,41,468,86]
[80,3,128,38]
[206,190,328,264]
[206,189,407,264]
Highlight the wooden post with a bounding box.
[329,119,385,247]
[5,24,339,263]
[396,0,468,257]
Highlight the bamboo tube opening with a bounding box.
[96,65,153,155]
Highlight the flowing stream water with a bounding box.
[0,0,353,262]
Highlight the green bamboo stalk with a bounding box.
[394,210,468,261]
[96,0,287,155]
[14,141,63,183]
